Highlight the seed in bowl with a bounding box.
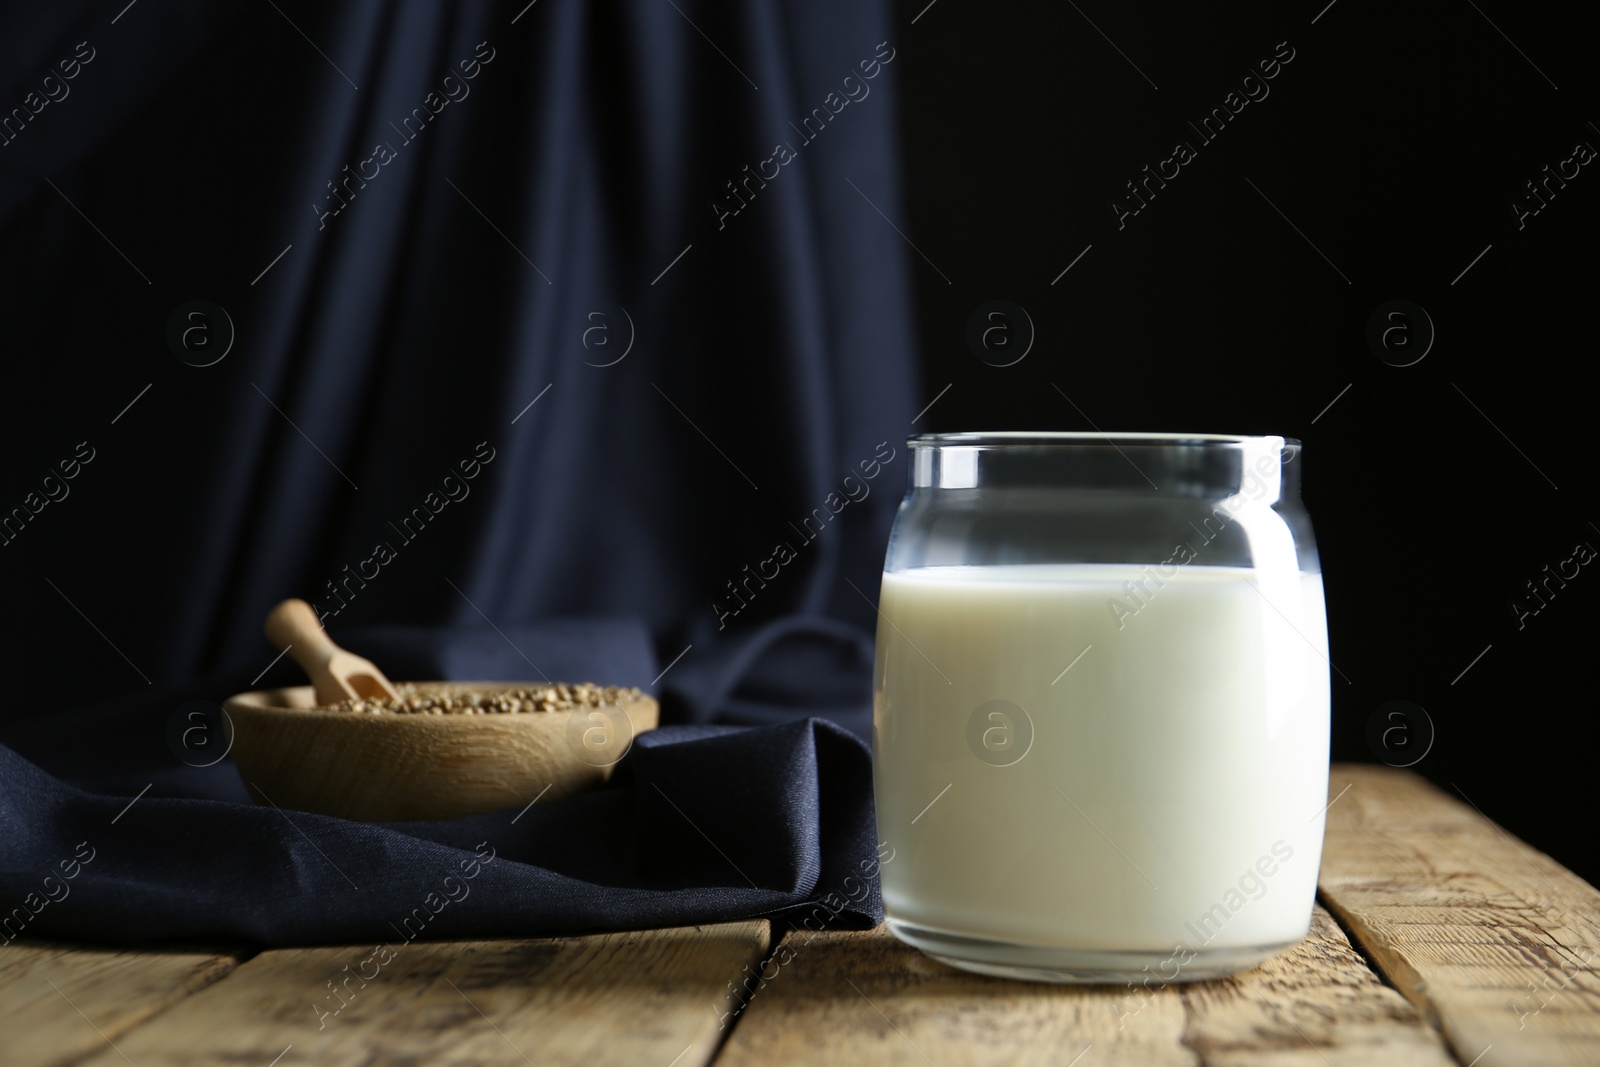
[327,682,645,715]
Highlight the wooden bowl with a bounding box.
[223,682,658,822]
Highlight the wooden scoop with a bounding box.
[264,598,400,706]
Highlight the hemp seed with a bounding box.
[325,681,643,715]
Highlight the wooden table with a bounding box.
[7,765,1598,1066]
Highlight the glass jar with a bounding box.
[872,432,1330,982]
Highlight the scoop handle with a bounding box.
[265,598,337,676]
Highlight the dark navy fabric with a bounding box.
[0,719,882,946]
[0,1,913,942]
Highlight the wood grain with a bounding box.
[0,940,239,1067]
[225,684,659,821]
[74,922,768,1067]
[1318,763,1600,1067]
[717,906,1454,1066]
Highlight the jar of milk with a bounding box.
[872,432,1330,982]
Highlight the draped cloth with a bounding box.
[0,719,884,946]
[0,0,914,942]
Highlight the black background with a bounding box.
[894,0,1598,883]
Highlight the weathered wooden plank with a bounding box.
[0,940,239,1067]
[1181,907,1456,1066]
[717,906,1453,1065]
[1318,763,1600,1067]
[74,922,768,1067]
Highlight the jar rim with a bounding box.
[909,431,1298,449]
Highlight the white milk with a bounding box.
[873,564,1329,958]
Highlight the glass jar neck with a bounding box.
[909,433,1300,505]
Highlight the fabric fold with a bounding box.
[0,718,880,946]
